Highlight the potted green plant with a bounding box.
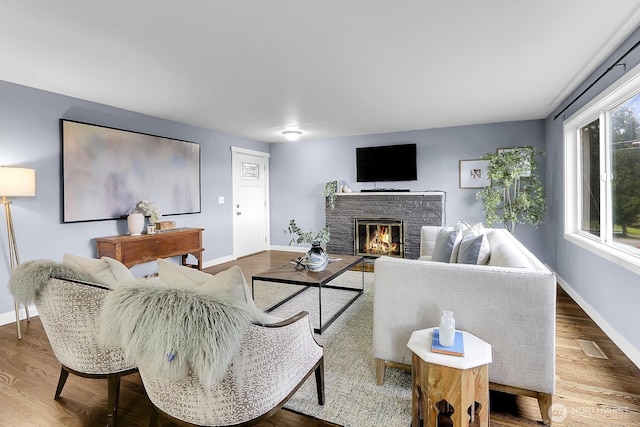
[324,181,338,209]
[284,219,330,271]
[284,219,330,245]
[476,147,545,233]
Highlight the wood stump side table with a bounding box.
[407,328,492,427]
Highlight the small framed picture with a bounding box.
[497,147,531,177]
[459,159,490,189]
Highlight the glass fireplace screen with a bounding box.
[355,219,404,258]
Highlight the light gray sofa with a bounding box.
[373,225,557,425]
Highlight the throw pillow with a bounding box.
[456,233,485,264]
[62,254,134,288]
[451,220,473,260]
[158,259,278,324]
[431,229,462,263]
[200,266,281,324]
[157,258,212,286]
[453,219,472,230]
[458,223,491,265]
[200,265,252,306]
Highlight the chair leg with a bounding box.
[54,366,70,399]
[315,357,325,406]
[107,374,122,427]
[14,299,22,340]
[148,403,159,427]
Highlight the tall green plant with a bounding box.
[477,147,546,232]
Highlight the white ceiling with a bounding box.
[3,1,640,143]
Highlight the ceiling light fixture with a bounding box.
[282,130,302,141]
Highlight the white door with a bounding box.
[232,147,270,258]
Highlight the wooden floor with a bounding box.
[1,250,639,426]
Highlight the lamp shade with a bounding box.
[0,167,36,197]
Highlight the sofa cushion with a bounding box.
[431,228,462,263]
[62,254,134,288]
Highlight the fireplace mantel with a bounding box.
[325,191,445,259]
[335,191,444,196]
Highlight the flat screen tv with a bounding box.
[356,143,417,182]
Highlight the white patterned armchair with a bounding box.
[98,277,325,427]
[142,312,325,426]
[35,277,138,427]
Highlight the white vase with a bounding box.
[439,310,455,347]
[306,242,329,272]
[127,212,144,236]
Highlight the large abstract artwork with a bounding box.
[62,119,201,223]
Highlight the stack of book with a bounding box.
[431,329,465,357]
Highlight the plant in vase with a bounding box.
[284,219,330,272]
[323,181,338,209]
[137,200,162,233]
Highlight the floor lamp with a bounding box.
[0,167,36,339]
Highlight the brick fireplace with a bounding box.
[325,191,445,259]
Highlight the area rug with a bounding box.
[252,271,412,427]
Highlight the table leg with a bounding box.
[318,282,323,332]
[411,353,423,427]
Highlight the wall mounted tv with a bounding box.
[356,143,417,182]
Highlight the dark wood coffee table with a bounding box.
[251,255,364,334]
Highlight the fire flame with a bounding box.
[366,225,399,254]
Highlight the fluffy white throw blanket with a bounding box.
[100,280,252,388]
[8,259,92,304]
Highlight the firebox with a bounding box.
[355,219,404,258]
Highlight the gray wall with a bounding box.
[269,120,547,259]
[544,26,640,362]
[0,80,268,317]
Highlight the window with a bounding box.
[565,64,640,274]
[579,119,600,237]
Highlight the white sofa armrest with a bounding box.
[419,225,448,257]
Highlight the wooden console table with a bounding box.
[95,227,204,269]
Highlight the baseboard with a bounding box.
[202,255,237,268]
[0,304,38,327]
[555,272,640,369]
[269,245,307,253]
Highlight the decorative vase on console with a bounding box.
[127,211,145,236]
[438,310,456,347]
[306,242,329,272]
